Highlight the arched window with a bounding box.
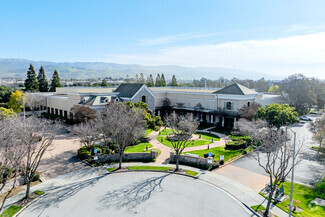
[226,101,232,110]
[142,95,146,103]
[247,102,250,107]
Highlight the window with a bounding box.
[226,101,232,110]
[247,102,250,107]
[142,95,146,103]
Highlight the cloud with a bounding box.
[104,32,325,78]
[139,33,221,45]
[287,25,325,34]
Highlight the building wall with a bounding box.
[131,87,155,112]
[46,96,79,117]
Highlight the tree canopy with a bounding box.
[170,75,178,86]
[255,103,298,128]
[7,90,25,113]
[37,66,48,92]
[50,70,62,92]
[24,64,39,92]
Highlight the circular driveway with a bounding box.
[19,172,251,217]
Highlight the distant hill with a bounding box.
[0,58,277,80]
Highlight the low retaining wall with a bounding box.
[98,150,158,163]
[170,152,214,166]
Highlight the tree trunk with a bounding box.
[25,181,31,199]
[119,152,123,169]
[175,155,179,171]
[264,184,276,217]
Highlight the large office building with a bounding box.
[32,83,283,128]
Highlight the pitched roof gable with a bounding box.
[113,83,145,98]
[213,83,256,95]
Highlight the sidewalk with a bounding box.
[2,162,288,217]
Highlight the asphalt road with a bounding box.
[231,114,325,186]
[19,172,252,217]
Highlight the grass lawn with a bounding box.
[157,136,211,148]
[260,181,325,217]
[251,205,265,212]
[2,205,22,217]
[34,190,44,196]
[194,132,220,141]
[158,129,176,135]
[184,147,243,162]
[125,143,152,153]
[185,170,199,176]
[211,128,232,136]
[107,167,117,172]
[128,166,171,171]
[145,129,154,137]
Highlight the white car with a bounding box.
[300,116,312,121]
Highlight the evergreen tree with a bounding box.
[155,74,161,87]
[101,79,108,87]
[170,75,178,86]
[161,73,167,86]
[24,64,39,92]
[139,73,145,83]
[146,74,154,87]
[50,70,62,92]
[37,66,48,92]
[125,74,131,83]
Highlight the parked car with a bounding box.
[300,116,312,121]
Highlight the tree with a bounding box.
[0,118,26,212]
[99,102,146,169]
[37,66,48,92]
[308,115,325,150]
[50,70,62,92]
[237,119,301,217]
[7,90,25,113]
[155,74,161,87]
[17,116,59,199]
[0,107,17,119]
[267,85,281,94]
[255,103,298,128]
[255,78,269,92]
[139,73,145,83]
[71,119,101,149]
[146,74,154,87]
[310,78,325,110]
[161,73,167,86]
[280,74,317,114]
[101,79,108,87]
[124,74,131,83]
[238,102,261,120]
[170,75,178,86]
[25,93,44,113]
[0,85,12,104]
[70,105,97,123]
[164,113,199,171]
[24,64,39,92]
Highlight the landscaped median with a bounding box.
[106,165,199,177]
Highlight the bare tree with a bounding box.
[71,120,101,149]
[25,93,45,113]
[308,115,325,151]
[164,113,199,171]
[237,119,301,217]
[70,105,97,123]
[99,102,146,169]
[17,116,59,199]
[238,102,261,120]
[0,118,26,211]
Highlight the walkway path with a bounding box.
[196,126,232,142]
[2,163,288,217]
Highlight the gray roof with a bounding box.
[213,83,257,95]
[114,83,145,98]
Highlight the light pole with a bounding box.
[288,128,296,217]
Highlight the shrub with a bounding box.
[226,140,246,150]
[32,171,40,182]
[242,150,247,154]
[219,160,224,165]
[203,153,215,158]
[78,149,91,160]
[209,162,219,170]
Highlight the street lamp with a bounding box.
[281,126,296,217]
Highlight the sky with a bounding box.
[1,0,325,78]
